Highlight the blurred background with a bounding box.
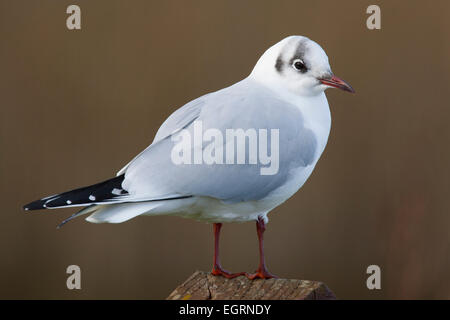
[0,0,449,299]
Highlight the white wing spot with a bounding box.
[111,188,122,195]
[89,195,96,201]
[66,200,72,205]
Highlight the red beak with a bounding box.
[320,75,355,93]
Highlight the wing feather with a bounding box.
[122,79,318,203]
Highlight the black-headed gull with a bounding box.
[24,36,354,279]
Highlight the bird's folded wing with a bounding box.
[120,80,318,203]
[116,94,208,176]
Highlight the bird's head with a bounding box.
[250,36,355,96]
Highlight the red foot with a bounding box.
[245,268,278,280]
[211,265,246,279]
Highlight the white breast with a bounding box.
[255,91,332,209]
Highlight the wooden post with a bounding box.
[167,271,336,300]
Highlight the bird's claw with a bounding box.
[211,265,246,279]
[245,268,278,280]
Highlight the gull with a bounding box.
[24,36,354,279]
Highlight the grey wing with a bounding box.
[116,94,208,176]
[122,80,318,202]
[152,94,210,143]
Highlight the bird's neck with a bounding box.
[263,80,332,155]
[247,76,331,135]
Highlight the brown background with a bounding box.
[1,0,449,299]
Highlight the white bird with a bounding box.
[24,35,354,279]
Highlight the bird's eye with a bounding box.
[292,59,307,72]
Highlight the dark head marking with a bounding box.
[275,55,283,72]
[275,39,309,74]
[289,40,309,73]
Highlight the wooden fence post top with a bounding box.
[167,270,336,300]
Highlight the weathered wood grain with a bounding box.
[167,271,336,300]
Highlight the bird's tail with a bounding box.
[23,174,133,228]
[23,174,128,211]
[23,174,192,228]
[55,201,165,228]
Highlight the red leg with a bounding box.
[246,216,278,279]
[211,223,246,279]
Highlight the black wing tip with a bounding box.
[23,174,127,212]
[23,199,47,211]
